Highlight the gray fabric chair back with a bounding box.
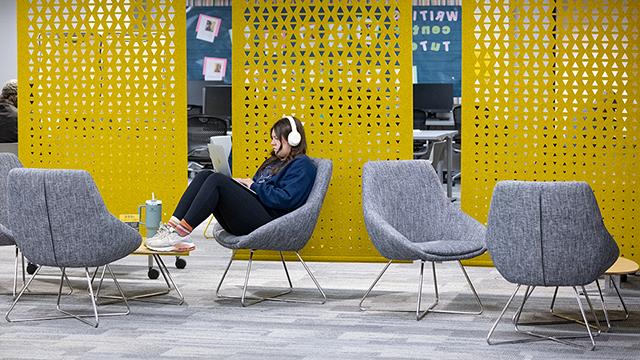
[486,181,619,287]
[1,153,22,225]
[362,160,484,259]
[213,158,332,251]
[7,168,141,267]
[0,153,22,246]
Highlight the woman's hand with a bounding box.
[234,178,254,188]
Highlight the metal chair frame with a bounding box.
[549,277,631,329]
[6,265,129,328]
[3,247,73,298]
[359,260,483,321]
[216,249,327,307]
[94,253,184,306]
[487,285,604,350]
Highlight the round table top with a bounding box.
[133,243,190,256]
[606,257,639,275]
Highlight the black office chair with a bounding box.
[187,115,228,168]
[187,104,203,116]
[451,105,461,185]
[413,109,431,159]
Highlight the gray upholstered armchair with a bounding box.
[485,181,619,350]
[0,153,22,296]
[213,158,332,306]
[5,168,141,327]
[360,160,486,320]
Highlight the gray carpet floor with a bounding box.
[0,220,639,360]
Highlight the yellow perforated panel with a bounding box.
[233,1,413,262]
[462,0,640,265]
[17,0,187,229]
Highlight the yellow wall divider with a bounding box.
[462,0,640,266]
[17,0,187,230]
[232,1,413,262]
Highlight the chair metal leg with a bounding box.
[5,248,73,298]
[511,286,583,345]
[216,250,237,299]
[12,246,19,297]
[240,250,255,307]
[610,277,630,320]
[511,285,536,325]
[21,253,25,283]
[415,261,433,320]
[487,285,521,345]
[594,280,611,330]
[359,260,393,311]
[487,285,600,350]
[513,285,601,348]
[281,251,294,289]
[431,261,483,314]
[55,268,100,327]
[6,258,73,298]
[294,251,327,304]
[96,254,184,305]
[360,260,483,321]
[6,265,130,327]
[216,249,326,306]
[548,280,612,330]
[488,285,601,350]
[573,286,598,350]
[6,265,44,322]
[94,266,108,299]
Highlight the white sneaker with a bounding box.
[145,227,194,252]
[151,223,173,240]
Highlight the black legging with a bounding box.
[173,171,275,236]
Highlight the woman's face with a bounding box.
[271,130,291,159]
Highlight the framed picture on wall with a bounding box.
[203,57,227,81]
[196,14,221,43]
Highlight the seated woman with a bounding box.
[0,79,18,143]
[146,116,316,252]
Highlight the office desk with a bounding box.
[413,130,458,199]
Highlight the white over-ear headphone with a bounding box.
[285,115,301,147]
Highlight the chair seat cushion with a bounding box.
[213,225,244,249]
[414,240,485,261]
[0,223,15,246]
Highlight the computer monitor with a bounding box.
[187,80,207,107]
[203,85,232,119]
[413,83,454,114]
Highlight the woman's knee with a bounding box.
[192,169,215,183]
[202,172,229,188]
